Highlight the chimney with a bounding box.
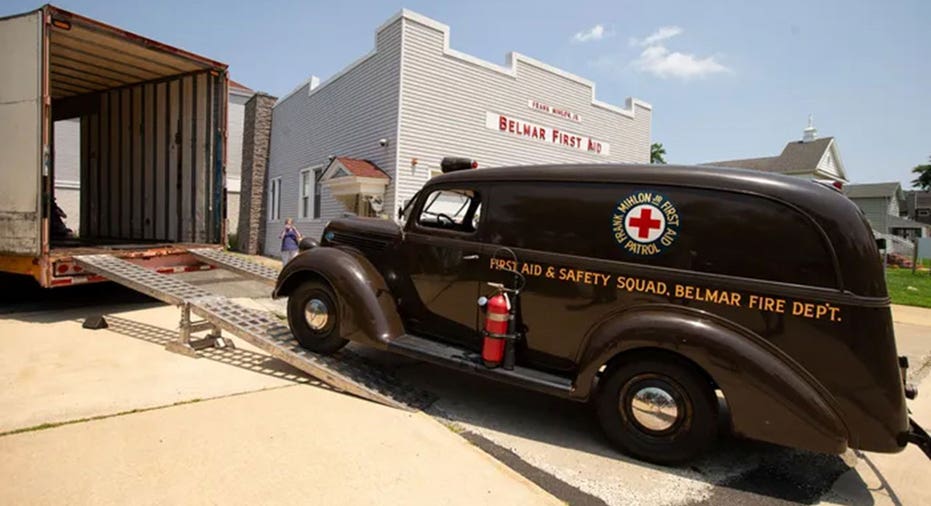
[802,114,817,143]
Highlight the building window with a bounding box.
[299,170,312,219]
[918,209,930,217]
[268,177,281,222]
[313,168,322,219]
[298,166,323,220]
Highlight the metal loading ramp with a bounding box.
[188,248,279,284]
[73,254,429,411]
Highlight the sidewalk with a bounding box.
[0,386,558,505]
[891,304,931,327]
[822,372,931,506]
[0,303,560,505]
[820,304,931,505]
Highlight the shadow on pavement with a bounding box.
[101,316,323,389]
[0,273,156,320]
[377,355,858,506]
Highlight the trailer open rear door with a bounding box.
[0,10,42,256]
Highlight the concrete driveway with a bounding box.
[0,296,558,506]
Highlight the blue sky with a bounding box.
[5,1,929,185]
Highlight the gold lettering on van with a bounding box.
[488,258,843,323]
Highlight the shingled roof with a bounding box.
[844,182,902,199]
[322,157,389,180]
[707,156,776,171]
[705,137,844,180]
[767,138,834,174]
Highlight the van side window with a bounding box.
[484,183,837,288]
[416,189,481,234]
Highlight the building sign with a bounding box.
[528,100,582,123]
[485,112,610,156]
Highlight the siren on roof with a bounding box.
[441,157,478,173]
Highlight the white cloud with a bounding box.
[573,24,610,43]
[598,26,732,80]
[629,25,683,47]
[632,44,730,79]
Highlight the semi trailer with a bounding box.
[0,4,229,287]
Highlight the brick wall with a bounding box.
[236,93,276,254]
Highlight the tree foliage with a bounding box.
[651,142,667,164]
[911,156,931,190]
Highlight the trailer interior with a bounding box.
[45,5,228,258]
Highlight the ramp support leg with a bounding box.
[165,303,235,358]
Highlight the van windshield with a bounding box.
[399,190,421,226]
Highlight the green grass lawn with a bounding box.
[885,268,931,308]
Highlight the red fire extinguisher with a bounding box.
[482,292,510,368]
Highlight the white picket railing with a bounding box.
[876,232,915,257]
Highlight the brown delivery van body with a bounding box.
[273,163,930,464]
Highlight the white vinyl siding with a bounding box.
[263,17,404,254]
[226,93,249,179]
[394,15,651,211]
[853,197,892,233]
[264,10,651,255]
[225,92,250,233]
[268,177,281,222]
[53,118,81,234]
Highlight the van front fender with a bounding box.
[576,305,848,455]
[273,247,403,349]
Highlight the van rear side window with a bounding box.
[484,183,837,289]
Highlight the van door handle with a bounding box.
[462,254,480,260]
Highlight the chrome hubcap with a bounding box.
[304,298,329,331]
[629,386,679,432]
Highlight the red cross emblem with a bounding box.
[627,207,662,239]
[613,193,678,254]
[624,204,666,243]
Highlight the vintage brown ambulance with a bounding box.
[273,160,931,464]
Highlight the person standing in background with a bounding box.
[279,218,302,264]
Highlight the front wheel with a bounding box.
[286,281,348,355]
[595,354,718,465]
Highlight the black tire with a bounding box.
[595,354,718,465]
[286,281,348,355]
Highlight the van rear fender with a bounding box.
[576,305,848,455]
[273,247,403,349]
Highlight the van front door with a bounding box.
[400,188,484,350]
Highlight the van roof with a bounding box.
[433,163,822,197]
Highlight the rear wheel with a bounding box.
[595,354,718,465]
[286,281,348,355]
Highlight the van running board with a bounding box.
[73,254,431,411]
[188,248,279,285]
[388,335,575,397]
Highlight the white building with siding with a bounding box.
[225,80,255,236]
[264,9,652,255]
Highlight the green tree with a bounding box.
[911,156,931,190]
[651,142,667,164]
